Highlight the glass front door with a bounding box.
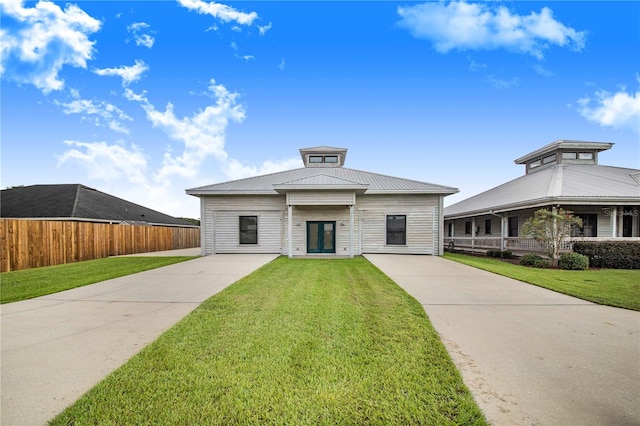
[307,221,336,254]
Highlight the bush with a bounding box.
[519,254,543,266]
[487,250,513,258]
[558,253,589,270]
[533,259,550,268]
[573,241,640,269]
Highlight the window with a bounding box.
[239,216,258,244]
[571,214,597,237]
[562,152,577,160]
[485,219,492,234]
[324,155,338,163]
[386,215,406,245]
[464,221,472,235]
[542,154,556,165]
[448,223,453,237]
[508,217,518,237]
[578,152,594,160]
[309,156,323,163]
[529,160,541,169]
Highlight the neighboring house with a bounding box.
[1,184,194,227]
[444,140,640,253]
[186,146,458,257]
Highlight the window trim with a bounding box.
[309,155,323,163]
[484,219,492,235]
[239,215,258,245]
[386,215,407,246]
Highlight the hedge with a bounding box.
[558,252,589,270]
[573,241,640,269]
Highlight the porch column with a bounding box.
[471,217,476,248]
[501,214,508,251]
[611,206,618,237]
[288,204,293,258]
[349,204,354,258]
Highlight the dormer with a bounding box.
[515,140,613,174]
[300,146,347,168]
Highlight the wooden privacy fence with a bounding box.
[0,219,200,272]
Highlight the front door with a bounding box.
[307,221,336,254]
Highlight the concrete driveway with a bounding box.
[1,252,278,426]
[365,254,640,426]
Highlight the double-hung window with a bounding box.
[386,215,406,245]
[239,216,258,244]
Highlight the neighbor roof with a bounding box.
[1,184,193,226]
[187,166,458,196]
[444,164,640,219]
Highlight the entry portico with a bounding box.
[187,146,457,257]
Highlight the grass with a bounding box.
[50,257,486,425]
[0,257,196,304]
[445,252,640,311]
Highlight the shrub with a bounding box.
[487,250,513,258]
[500,250,513,259]
[533,259,550,268]
[573,241,640,269]
[558,252,589,270]
[520,254,543,266]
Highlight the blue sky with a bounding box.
[2,0,639,219]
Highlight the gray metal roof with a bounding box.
[444,164,640,219]
[187,166,458,196]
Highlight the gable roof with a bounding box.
[1,184,194,226]
[187,166,458,196]
[444,164,640,219]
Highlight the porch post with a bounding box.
[349,204,354,258]
[501,214,507,251]
[471,217,476,248]
[288,204,293,258]
[611,206,618,237]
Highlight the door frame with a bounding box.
[306,221,336,254]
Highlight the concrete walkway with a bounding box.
[1,252,277,426]
[365,254,640,426]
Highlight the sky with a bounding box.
[1,0,639,219]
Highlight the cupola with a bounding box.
[299,146,347,168]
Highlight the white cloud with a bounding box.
[279,58,286,71]
[224,157,302,181]
[54,98,133,134]
[486,75,520,89]
[127,22,155,48]
[258,22,272,36]
[0,0,101,93]
[397,2,585,60]
[230,42,254,61]
[94,59,149,86]
[57,140,148,184]
[577,83,640,134]
[466,55,486,72]
[177,0,257,26]
[124,80,246,181]
[532,63,554,78]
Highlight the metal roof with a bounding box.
[187,166,458,196]
[444,164,640,219]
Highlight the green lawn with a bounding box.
[51,257,486,425]
[445,252,640,311]
[0,257,196,304]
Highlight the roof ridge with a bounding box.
[276,173,366,186]
[71,184,82,217]
[342,167,458,191]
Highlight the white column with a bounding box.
[501,214,507,251]
[471,217,476,248]
[288,205,293,258]
[199,199,207,256]
[611,206,618,237]
[349,205,354,258]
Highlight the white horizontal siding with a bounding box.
[288,191,355,206]
[357,194,439,254]
[202,195,285,254]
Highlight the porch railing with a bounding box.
[443,237,636,253]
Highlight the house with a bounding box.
[186,146,458,257]
[444,140,640,253]
[1,184,194,227]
